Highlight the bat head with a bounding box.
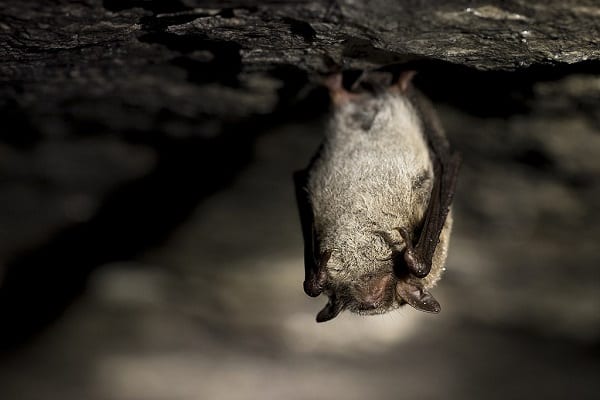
[313,248,442,323]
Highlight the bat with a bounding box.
[294,70,461,322]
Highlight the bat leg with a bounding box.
[395,279,441,314]
[323,73,362,106]
[386,70,417,93]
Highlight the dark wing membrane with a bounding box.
[412,153,461,275]
[293,169,325,297]
[406,89,461,277]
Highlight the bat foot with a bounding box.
[323,73,362,106]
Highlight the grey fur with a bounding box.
[306,90,453,316]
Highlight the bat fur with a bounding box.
[297,72,458,322]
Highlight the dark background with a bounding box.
[1,1,599,399]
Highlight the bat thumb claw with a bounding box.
[406,256,431,278]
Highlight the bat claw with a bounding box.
[394,227,432,278]
[407,258,430,278]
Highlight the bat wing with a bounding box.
[294,169,328,297]
[393,88,460,313]
[403,89,461,279]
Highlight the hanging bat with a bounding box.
[294,70,461,322]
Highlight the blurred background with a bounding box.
[1,1,599,399]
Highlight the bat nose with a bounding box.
[355,274,393,310]
[358,290,385,308]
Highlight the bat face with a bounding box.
[295,71,460,323]
[315,230,444,322]
[326,271,397,314]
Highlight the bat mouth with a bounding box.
[356,302,381,311]
[351,302,399,316]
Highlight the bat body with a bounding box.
[295,72,460,322]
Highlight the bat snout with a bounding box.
[354,274,394,310]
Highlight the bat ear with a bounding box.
[395,280,441,313]
[316,296,343,322]
[397,70,417,92]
